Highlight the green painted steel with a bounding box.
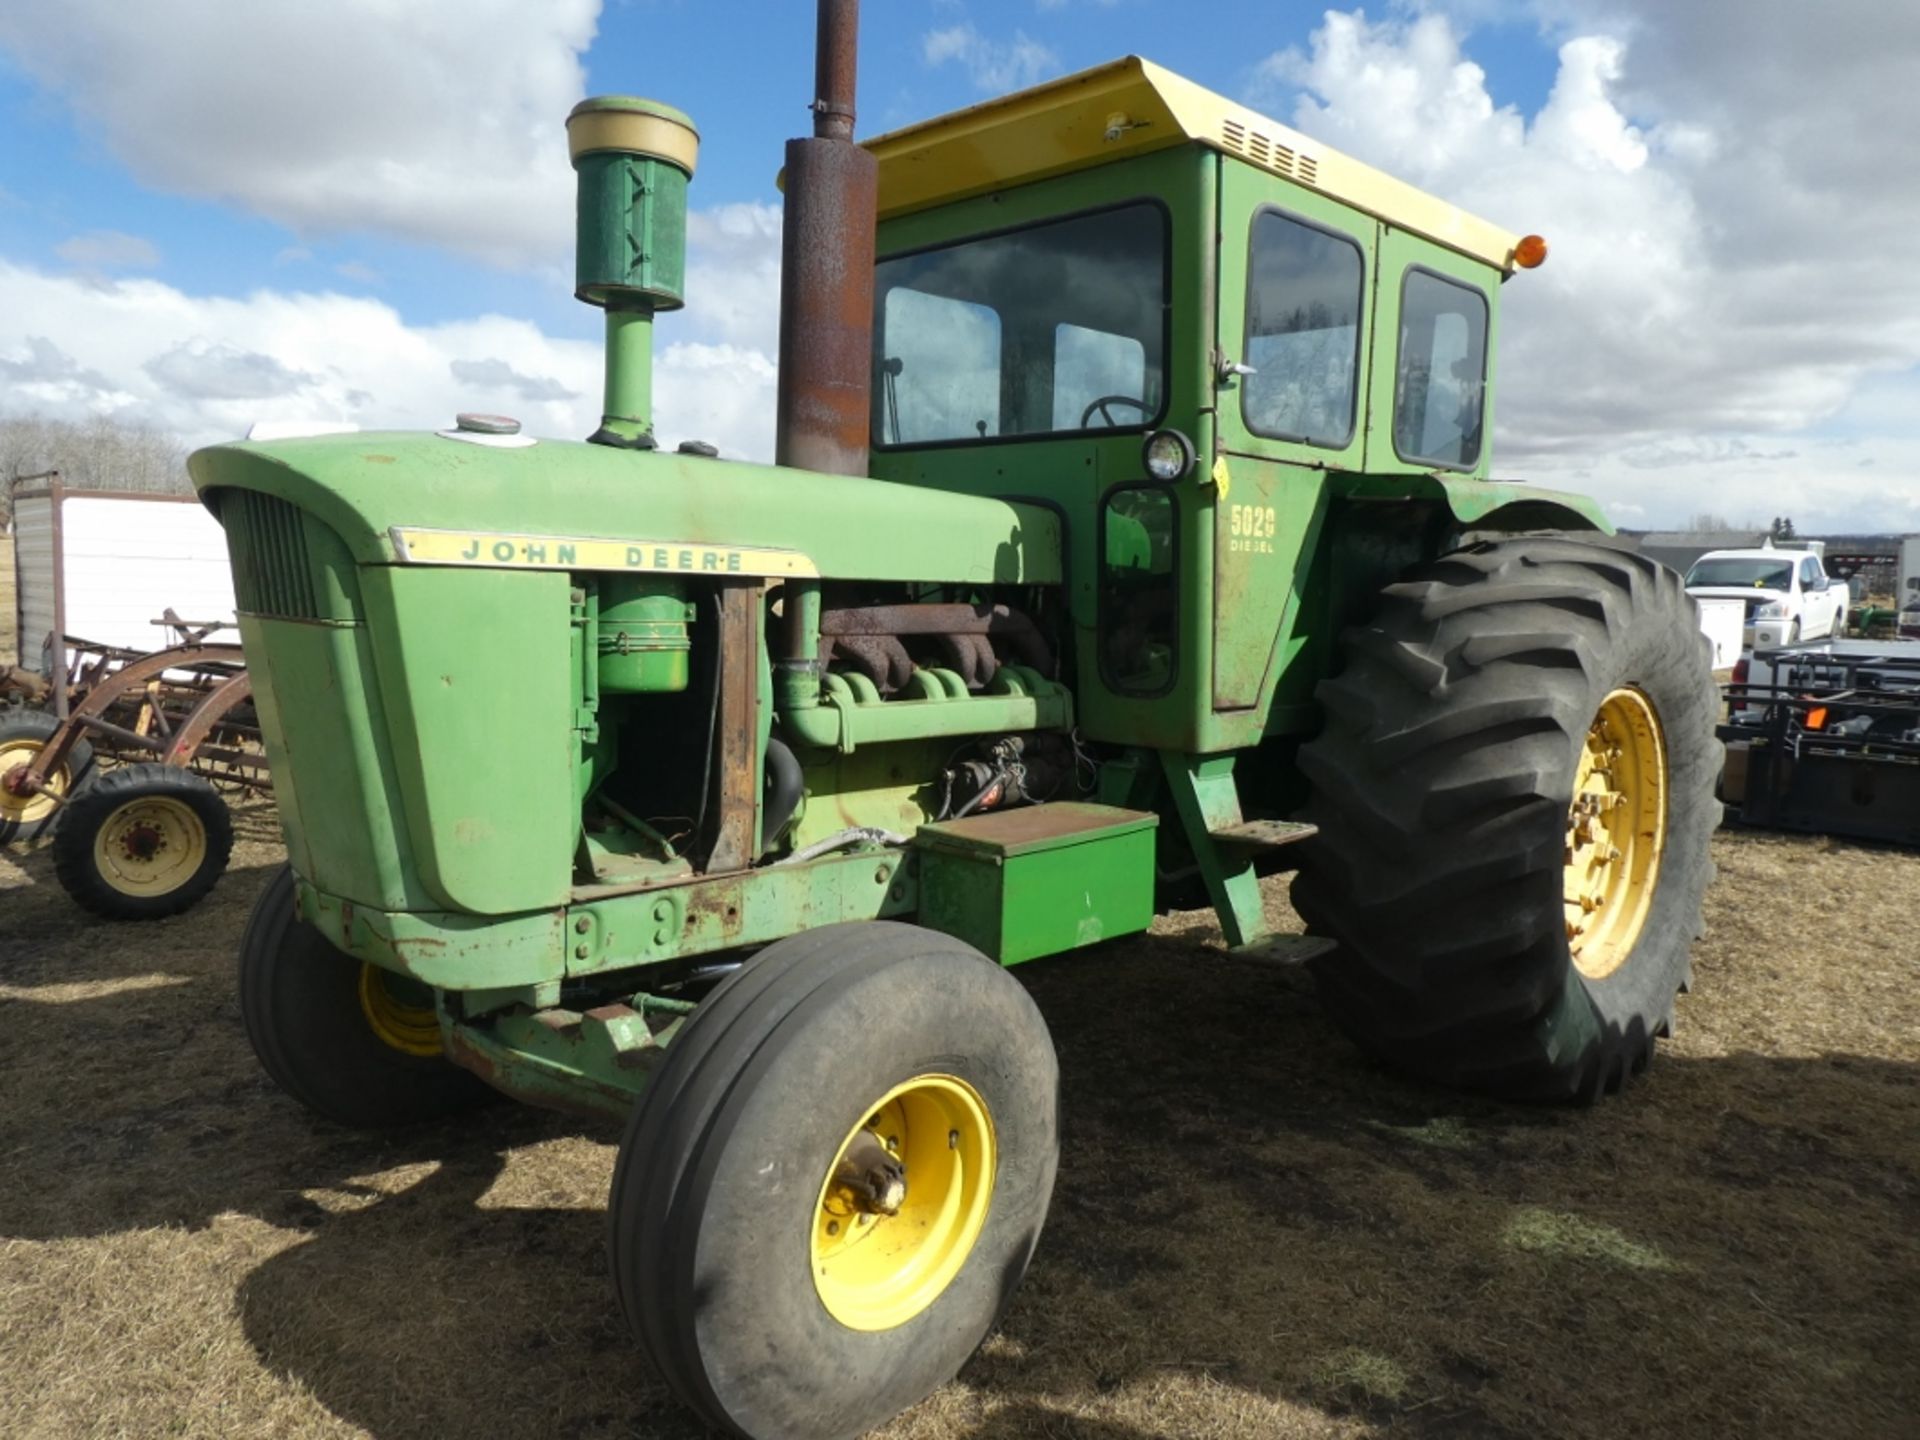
[194,98,1637,1119]
[916,803,1158,964]
[192,435,1062,582]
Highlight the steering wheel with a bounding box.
[1079,394,1150,429]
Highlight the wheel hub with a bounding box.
[92,796,204,894]
[0,741,63,823]
[811,1074,996,1332]
[1564,687,1667,980]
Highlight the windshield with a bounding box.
[872,202,1168,447]
[1686,559,1794,590]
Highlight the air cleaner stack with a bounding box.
[567,96,700,449]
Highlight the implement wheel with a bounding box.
[1292,539,1721,1102]
[238,865,493,1127]
[52,763,232,919]
[609,921,1058,1440]
[0,710,95,844]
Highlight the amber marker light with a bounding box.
[1513,234,1550,269]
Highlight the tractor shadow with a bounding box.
[222,950,1916,1440]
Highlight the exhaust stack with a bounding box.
[774,0,878,477]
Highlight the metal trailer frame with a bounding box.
[1,619,268,813]
[1720,646,1920,845]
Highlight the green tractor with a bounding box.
[190,4,1719,1436]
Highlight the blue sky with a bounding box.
[0,1,1915,533]
[0,2,1563,343]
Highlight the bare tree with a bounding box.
[2,415,189,527]
[1684,512,1737,533]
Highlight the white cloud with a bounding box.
[54,229,161,271]
[0,0,596,270]
[0,257,778,462]
[923,24,1058,92]
[1257,5,1920,530]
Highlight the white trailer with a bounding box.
[8,472,236,678]
[1900,536,1920,639]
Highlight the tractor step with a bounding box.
[1208,818,1318,857]
[1230,933,1339,966]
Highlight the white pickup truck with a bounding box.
[1684,545,1848,648]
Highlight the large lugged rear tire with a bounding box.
[609,921,1059,1440]
[239,866,494,1127]
[1291,539,1721,1102]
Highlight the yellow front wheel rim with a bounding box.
[92,794,206,895]
[357,964,443,1056]
[1564,687,1667,980]
[811,1074,996,1332]
[1,739,66,826]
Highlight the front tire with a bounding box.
[238,865,493,1127]
[52,764,232,919]
[1291,539,1721,1102]
[609,921,1059,1440]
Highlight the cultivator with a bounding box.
[0,615,260,916]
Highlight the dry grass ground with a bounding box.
[2,808,1916,1440]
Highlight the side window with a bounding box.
[1099,485,1177,695]
[1242,210,1364,447]
[1393,269,1489,470]
[1799,557,1821,589]
[1053,323,1148,431]
[877,287,1001,444]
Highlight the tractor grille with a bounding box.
[226,490,320,620]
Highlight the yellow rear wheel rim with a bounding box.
[92,794,206,895]
[811,1074,996,1332]
[1,739,66,826]
[357,964,443,1056]
[1564,687,1667,980]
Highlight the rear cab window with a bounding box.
[1392,268,1489,470]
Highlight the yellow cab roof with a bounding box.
[860,56,1527,273]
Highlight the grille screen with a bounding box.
[227,490,320,619]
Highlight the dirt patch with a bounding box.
[2,812,1915,1440]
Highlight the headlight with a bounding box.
[1141,429,1195,482]
[1753,600,1786,619]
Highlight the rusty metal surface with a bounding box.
[12,642,246,788]
[703,581,762,873]
[922,802,1156,848]
[163,670,252,764]
[816,602,1055,691]
[775,0,878,479]
[811,0,861,142]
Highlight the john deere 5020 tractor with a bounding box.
[189,5,1719,1436]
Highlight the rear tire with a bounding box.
[609,921,1059,1440]
[1291,539,1721,1102]
[239,865,493,1127]
[52,763,232,919]
[0,710,95,844]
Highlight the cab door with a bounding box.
[1210,160,1374,714]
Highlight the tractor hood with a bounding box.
[187,431,1062,587]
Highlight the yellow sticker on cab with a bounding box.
[389,527,819,578]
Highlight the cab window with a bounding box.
[1393,268,1489,470]
[1241,209,1364,448]
[873,202,1169,446]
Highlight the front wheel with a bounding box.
[238,865,494,1127]
[609,921,1059,1440]
[1291,539,1722,1102]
